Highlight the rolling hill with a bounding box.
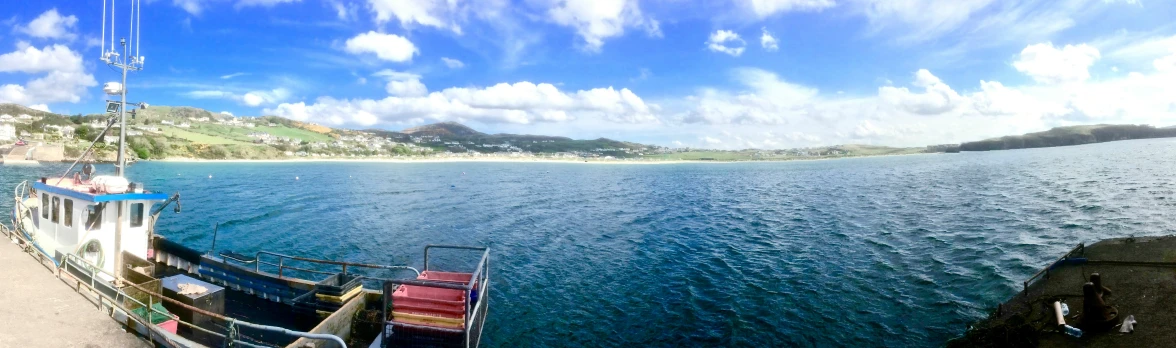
[958,124,1176,151]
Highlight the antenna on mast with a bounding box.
[98,0,146,178]
[101,0,145,68]
[97,0,150,285]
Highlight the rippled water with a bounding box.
[3,139,1176,347]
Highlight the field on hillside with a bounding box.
[253,125,333,142]
[159,124,333,145]
[161,127,254,145]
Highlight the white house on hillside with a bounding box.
[0,123,14,141]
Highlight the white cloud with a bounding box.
[878,69,964,115]
[1013,42,1101,84]
[367,0,462,33]
[19,9,78,40]
[702,136,722,145]
[548,0,661,52]
[386,79,428,97]
[29,104,50,112]
[0,44,95,105]
[851,120,892,139]
[329,0,359,21]
[761,28,779,51]
[244,89,291,106]
[264,81,660,128]
[243,93,266,107]
[968,80,1039,116]
[707,30,746,57]
[441,57,465,69]
[741,0,835,18]
[0,44,85,74]
[220,111,234,116]
[1153,52,1176,73]
[221,72,248,79]
[183,88,291,107]
[174,0,205,16]
[678,68,818,125]
[374,70,428,97]
[631,68,652,82]
[237,0,301,8]
[344,31,418,62]
[851,0,996,43]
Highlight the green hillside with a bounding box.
[959,124,1176,151]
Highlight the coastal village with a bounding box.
[0,103,948,163]
[0,103,683,162]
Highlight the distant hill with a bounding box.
[133,105,219,121]
[403,121,484,137]
[959,124,1176,152]
[368,122,649,156]
[0,104,56,118]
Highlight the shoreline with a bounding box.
[155,157,717,165]
[3,153,938,166]
[148,153,934,164]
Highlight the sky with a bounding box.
[1,0,1175,149]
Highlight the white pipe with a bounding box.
[100,0,106,58]
[110,0,115,56]
[135,0,141,60]
[1053,301,1065,327]
[128,0,135,60]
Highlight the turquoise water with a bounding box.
[4,139,1176,347]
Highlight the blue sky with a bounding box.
[2,0,1175,149]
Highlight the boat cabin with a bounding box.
[21,176,168,277]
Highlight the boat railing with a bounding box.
[251,250,421,281]
[10,180,28,231]
[1021,243,1085,297]
[59,252,348,347]
[381,245,490,348]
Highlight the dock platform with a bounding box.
[0,237,150,347]
[951,235,1176,347]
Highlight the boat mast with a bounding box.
[100,0,145,281]
[115,38,130,177]
[102,0,144,178]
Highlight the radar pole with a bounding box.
[100,0,145,281]
[101,0,145,177]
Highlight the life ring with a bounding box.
[79,239,105,269]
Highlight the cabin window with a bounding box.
[51,197,60,224]
[41,193,48,219]
[63,200,73,227]
[130,203,144,228]
[86,204,103,231]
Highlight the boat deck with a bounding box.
[951,235,1176,347]
[0,237,150,347]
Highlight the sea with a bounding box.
[3,138,1175,347]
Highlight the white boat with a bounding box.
[3,1,489,347]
